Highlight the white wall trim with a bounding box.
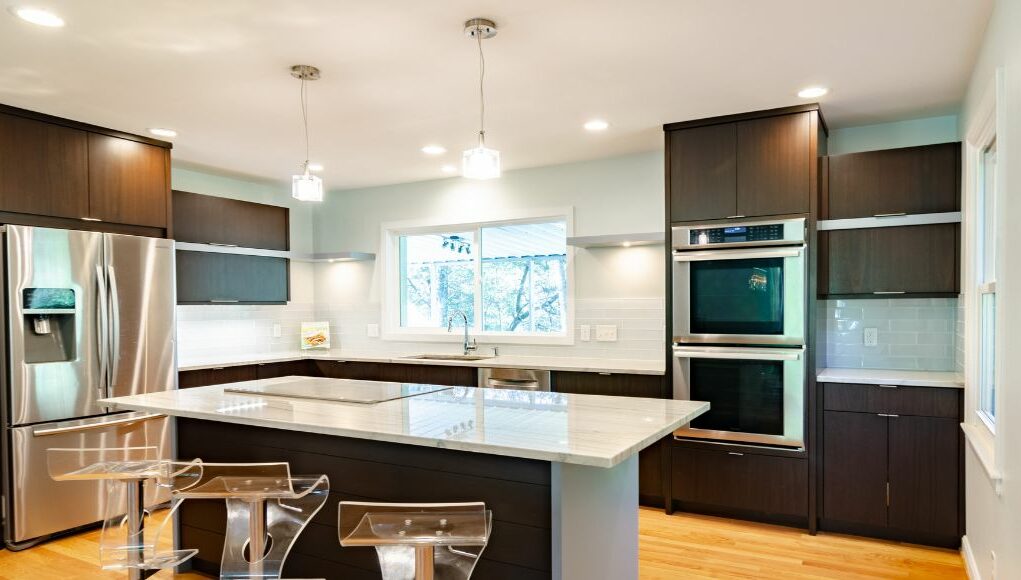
[961,535,981,580]
[962,422,1004,495]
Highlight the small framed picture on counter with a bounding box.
[301,321,331,350]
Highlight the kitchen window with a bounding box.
[976,138,998,430]
[384,215,572,343]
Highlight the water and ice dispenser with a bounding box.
[22,287,77,363]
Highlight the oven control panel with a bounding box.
[688,223,785,245]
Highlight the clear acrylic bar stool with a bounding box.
[47,446,203,580]
[171,462,329,579]
[338,502,493,580]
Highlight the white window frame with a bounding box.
[380,207,575,345]
[962,68,1005,492]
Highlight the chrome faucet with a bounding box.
[447,310,477,356]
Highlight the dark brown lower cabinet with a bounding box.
[256,360,319,380]
[179,365,258,389]
[820,383,962,548]
[671,444,808,526]
[176,251,290,304]
[314,360,477,387]
[551,371,664,398]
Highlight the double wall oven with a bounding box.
[671,218,807,449]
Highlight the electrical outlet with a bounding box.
[367,323,380,338]
[579,325,591,341]
[864,327,879,347]
[595,325,618,342]
[272,324,282,338]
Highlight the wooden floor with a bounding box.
[0,507,965,579]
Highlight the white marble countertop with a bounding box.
[177,350,666,375]
[817,368,964,389]
[101,377,706,468]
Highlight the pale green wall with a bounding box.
[170,165,315,253]
[828,115,959,155]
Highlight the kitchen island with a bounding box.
[102,377,708,580]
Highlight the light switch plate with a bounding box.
[272,324,282,338]
[367,323,380,338]
[595,325,618,342]
[864,327,879,347]
[579,325,591,341]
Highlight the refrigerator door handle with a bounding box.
[106,264,121,397]
[32,413,167,437]
[95,265,110,398]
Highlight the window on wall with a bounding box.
[977,138,998,429]
[391,218,570,341]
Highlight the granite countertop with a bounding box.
[817,368,964,389]
[177,350,666,376]
[101,377,706,468]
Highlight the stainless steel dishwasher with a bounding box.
[477,367,551,391]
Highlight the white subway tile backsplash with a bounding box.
[819,297,959,372]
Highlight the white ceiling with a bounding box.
[0,0,992,190]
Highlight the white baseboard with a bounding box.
[962,535,981,580]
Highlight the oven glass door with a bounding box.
[690,257,784,336]
[689,357,784,435]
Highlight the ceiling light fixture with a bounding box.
[462,18,500,180]
[797,86,828,99]
[441,164,457,174]
[421,145,447,155]
[584,119,609,131]
[148,127,177,138]
[308,163,323,172]
[290,64,324,202]
[10,6,64,27]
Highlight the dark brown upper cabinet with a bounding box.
[819,223,959,296]
[173,190,289,251]
[0,104,171,234]
[88,133,169,228]
[666,105,824,223]
[176,250,289,305]
[0,112,89,219]
[825,142,961,219]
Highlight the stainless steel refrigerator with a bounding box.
[1,225,176,547]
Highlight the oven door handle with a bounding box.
[672,245,805,262]
[672,346,804,361]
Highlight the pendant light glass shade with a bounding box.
[462,143,501,180]
[292,165,324,202]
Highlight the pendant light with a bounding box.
[291,64,324,202]
[462,18,500,180]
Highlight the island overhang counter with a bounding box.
[101,376,709,580]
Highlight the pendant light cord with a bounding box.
[300,72,310,168]
[477,29,486,146]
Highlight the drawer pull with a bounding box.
[877,413,900,418]
[726,215,746,219]
[878,384,899,389]
[727,452,744,456]
[207,242,239,247]
[874,212,907,218]
[873,291,906,295]
[210,299,240,303]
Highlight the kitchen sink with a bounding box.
[402,354,494,361]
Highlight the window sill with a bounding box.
[961,422,1003,495]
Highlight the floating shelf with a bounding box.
[175,242,375,263]
[567,232,664,249]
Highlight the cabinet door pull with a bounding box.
[877,384,899,389]
[207,242,239,247]
[210,299,240,303]
[873,291,906,295]
[886,482,891,506]
[211,367,225,371]
[877,413,899,418]
[726,215,746,220]
[874,212,907,218]
[727,452,744,456]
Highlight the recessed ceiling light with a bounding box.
[10,6,64,27]
[441,164,457,174]
[308,163,323,172]
[797,86,828,99]
[584,119,609,132]
[147,127,177,138]
[421,145,447,155]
